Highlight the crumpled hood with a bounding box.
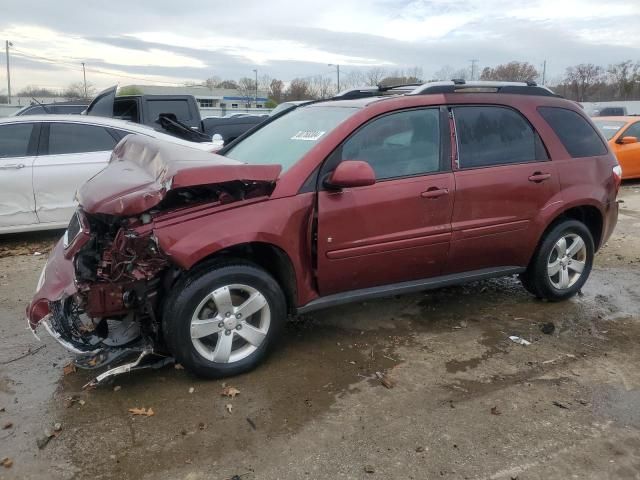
[77,135,281,216]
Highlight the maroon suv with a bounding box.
[27,81,621,382]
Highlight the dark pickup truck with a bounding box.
[86,86,265,144]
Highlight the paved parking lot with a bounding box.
[1,182,639,480]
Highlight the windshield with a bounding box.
[269,102,296,116]
[225,105,358,171]
[593,119,626,140]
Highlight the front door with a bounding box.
[446,105,560,273]
[0,122,39,229]
[317,107,454,295]
[615,121,640,179]
[33,122,117,224]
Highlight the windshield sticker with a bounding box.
[291,130,326,141]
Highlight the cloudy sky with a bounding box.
[1,0,640,94]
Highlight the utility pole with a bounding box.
[469,59,478,81]
[541,60,547,86]
[5,40,12,104]
[329,64,340,92]
[82,62,88,99]
[252,68,258,107]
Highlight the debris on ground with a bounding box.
[552,401,569,409]
[415,446,425,452]
[491,406,502,415]
[53,422,62,432]
[128,407,155,417]
[0,457,12,468]
[375,371,396,389]
[64,396,85,408]
[37,426,61,450]
[113,386,121,392]
[246,417,257,430]
[0,344,46,365]
[174,363,184,370]
[508,336,531,346]
[2,421,12,429]
[222,386,241,398]
[540,322,556,335]
[63,362,76,376]
[188,387,195,394]
[364,465,375,473]
[453,320,468,329]
[225,404,233,414]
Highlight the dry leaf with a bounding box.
[1,457,13,468]
[375,372,396,389]
[490,406,501,416]
[63,363,76,376]
[128,407,155,417]
[222,386,241,398]
[225,404,233,414]
[3,422,12,429]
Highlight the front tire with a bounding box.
[162,262,286,378]
[520,220,594,301]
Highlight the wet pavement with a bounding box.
[1,182,640,480]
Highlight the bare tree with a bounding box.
[268,78,285,104]
[365,67,387,86]
[216,80,239,90]
[607,60,639,100]
[62,82,96,100]
[237,77,257,105]
[432,65,456,81]
[341,70,366,89]
[310,75,334,99]
[204,76,221,90]
[285,78,313,101]
[480,62,539,82]
[564,63,604,101]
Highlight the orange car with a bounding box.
[593,116,640,179]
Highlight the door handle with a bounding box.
[0,163,25,170]
[421,187,449,199]
[528,172,551,183]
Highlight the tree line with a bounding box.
[10,60,640,104]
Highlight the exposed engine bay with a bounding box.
[47,180,273,387]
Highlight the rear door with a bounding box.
[446,105,559,273]
[32,122,118,224]
[317,107,454,295]
[0,122,40,228]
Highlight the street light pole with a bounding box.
[328,64,340,92]
[82,62,88,99]
[5,40,12,104]
[252,69,258,107]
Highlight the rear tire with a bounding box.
[520,220,594,301]
[162,262,286,378]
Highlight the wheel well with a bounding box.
[193,243,298,313]
[547,205,603,250]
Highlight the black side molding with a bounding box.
[296,267,525,314]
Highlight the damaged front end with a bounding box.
[26,135,281,386]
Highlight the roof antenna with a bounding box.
[31,97,51,114]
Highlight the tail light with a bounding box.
[613,165,622,193]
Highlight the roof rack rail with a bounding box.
[332,83,422,100]
[409,80,559,97]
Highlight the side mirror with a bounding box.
[619,136,638,145]
[325,160,376,189]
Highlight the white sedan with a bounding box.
[0,115,218,234]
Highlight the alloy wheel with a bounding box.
[547,233,587,290]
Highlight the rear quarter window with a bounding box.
[538,107,608,158]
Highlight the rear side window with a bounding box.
[538,107,607,158]
[453,106,545,168]
[48,123,117,155]
[0,123,34,158]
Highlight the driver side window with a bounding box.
[339,108,441,180]
[623,122,640,139]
